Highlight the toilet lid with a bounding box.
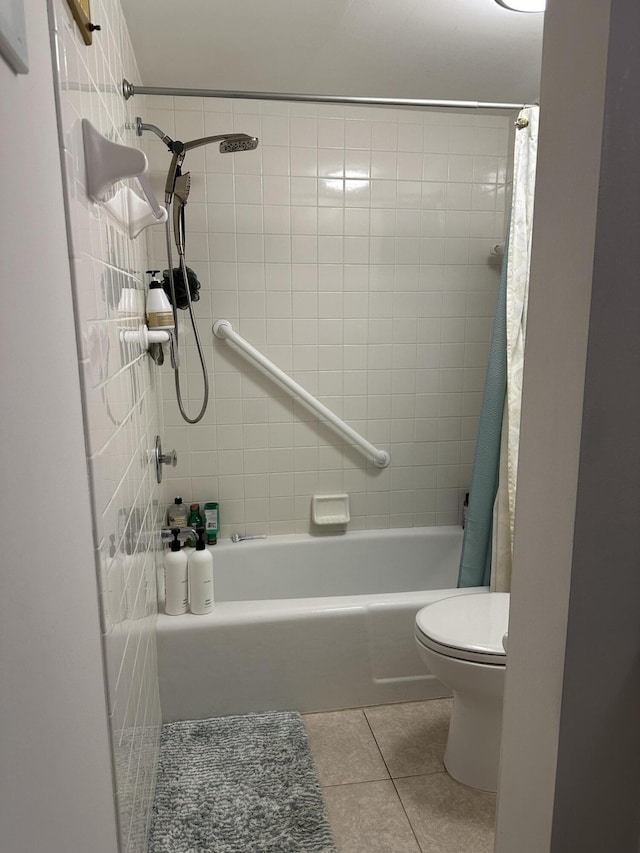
[416,593,509,665]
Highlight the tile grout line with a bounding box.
[389,776,428,853]
[318,767,446,790]
[362,708,425,853]
[319,775,393,790]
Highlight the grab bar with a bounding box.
[213,320,390,468]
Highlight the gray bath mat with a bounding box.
[148,711,336,853]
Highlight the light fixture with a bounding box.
[495,0,546,10]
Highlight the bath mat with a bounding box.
[147,711,336,853]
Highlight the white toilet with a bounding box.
[415,592,510,793]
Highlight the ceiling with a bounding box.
[121,0,544,105]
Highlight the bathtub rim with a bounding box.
[156,586,488,629]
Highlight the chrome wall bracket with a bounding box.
[154,435,177,483]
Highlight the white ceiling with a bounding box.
[121,0,544,105]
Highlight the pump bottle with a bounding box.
[188,528,214,615]
[167,496,188,528]
[146,270,174,330]
[164,529,188,615]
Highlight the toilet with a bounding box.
[415,592,510,793]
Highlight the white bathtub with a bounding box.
[156,526,486,721]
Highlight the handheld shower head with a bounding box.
[173,172,191,206]
[172,173,191,255]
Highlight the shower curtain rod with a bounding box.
[121,79,530,111]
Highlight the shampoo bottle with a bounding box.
[146,270,174,330]
[164,529,188,615]
[203,501,219,545]
[188,528,214,615]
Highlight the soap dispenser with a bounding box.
[188,528,214,615]
[146,270,174,330]
[167,496,188,528]
[164,528,188,615]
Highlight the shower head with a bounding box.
[219,136,259,153]
[136,116,259,158]
[182,132,259,153]
[172,173,191,256]
[163,132,259,203]
[135,116,259,201]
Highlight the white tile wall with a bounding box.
[146,100,509,535]
[50,1,162,851]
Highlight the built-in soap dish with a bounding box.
[311,494,350,526]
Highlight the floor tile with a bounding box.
[395,773,496,853]
[303,709,389,786]
[323,780,421,853]
[364,699,452,778]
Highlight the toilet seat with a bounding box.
[416,593,509,666]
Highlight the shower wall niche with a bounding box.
[145,97,510,536]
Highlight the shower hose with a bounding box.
[164,214,209,424]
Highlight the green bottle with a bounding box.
[186,503,202,547]
[203,501,219,545]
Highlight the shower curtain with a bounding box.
[458,106,539,590]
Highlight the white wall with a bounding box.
[497,0,640,848]
[144,99,510,537]
[48,0,164,850]
[121,0,544,105]
[0,5,119,853]
[0,1,164,851]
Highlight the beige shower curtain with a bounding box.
[491,106,539,593]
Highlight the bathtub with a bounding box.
[156,526,486,721]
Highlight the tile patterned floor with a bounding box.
[303,700,496,853]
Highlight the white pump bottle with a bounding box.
[164,529,188,615]
[146,270,174,330]
[188,528,214,614]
